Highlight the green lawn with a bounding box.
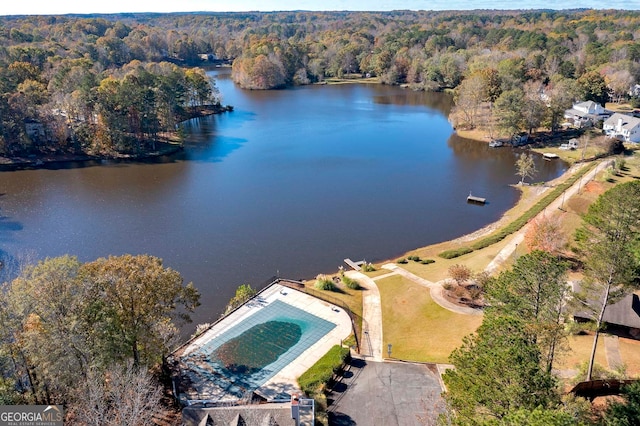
[376,274,482,363]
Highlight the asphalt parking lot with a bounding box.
[328,358,445,426]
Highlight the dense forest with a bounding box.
[1,9,640,158]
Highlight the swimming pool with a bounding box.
[180,299,337,401]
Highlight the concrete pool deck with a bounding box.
[170,282,353,405]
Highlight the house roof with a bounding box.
[575,100,600,110]
[604,113,640,130]
[183,404,296,426]
[603,294,640,329]
[574,293,640,329]
[565,101,607,120]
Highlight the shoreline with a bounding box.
[323,160,583,279]
[0,143,184,171]
[0,105,231,172]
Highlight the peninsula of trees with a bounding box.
[1,9,640,161]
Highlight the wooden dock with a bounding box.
[344,258,365,271]
[467,193,486,204]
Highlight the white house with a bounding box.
[603,113,640,143]
[574,100,606,116]
[564,101,607,128]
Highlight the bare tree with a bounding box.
[605,69,634,103]
[454,74,486,129]
[516,152,537,185]
[69,363,162,426]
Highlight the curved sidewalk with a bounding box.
[381,263,482,316]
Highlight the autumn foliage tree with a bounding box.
[448,264,472,286]
[79,254,200,366]
[0,254,200,404]
[525,215,567,254]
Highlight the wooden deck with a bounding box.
[344,258,365,271]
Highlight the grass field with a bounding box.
[376,274,482,363]
[554,334,608,374]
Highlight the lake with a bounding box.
[0,70,566,329]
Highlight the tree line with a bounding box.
[1,9,639,154]
[0,56,221,157]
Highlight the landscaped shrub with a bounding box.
[361,262,376,272]
[397,258,408,264]
[298,345,350,396]
[469,163,596,252]
[438,247,473,259]
[565,320,596,335]
[342,334,357,349]
[466,284,483,302]
[614,158,626,174]
[341,275,361,290]
[421,259,435,264]
[452,285,467,299]
[315,274,336,291]
[448,264,472,285]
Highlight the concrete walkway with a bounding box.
[341,160,614,369]
[604,335,624,371]
[345,271,384,361]
[485,159,613,275]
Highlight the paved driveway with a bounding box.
[328,359,445,426]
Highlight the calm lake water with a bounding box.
[0,70,566,329]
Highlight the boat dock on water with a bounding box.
[467,193,486,204]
